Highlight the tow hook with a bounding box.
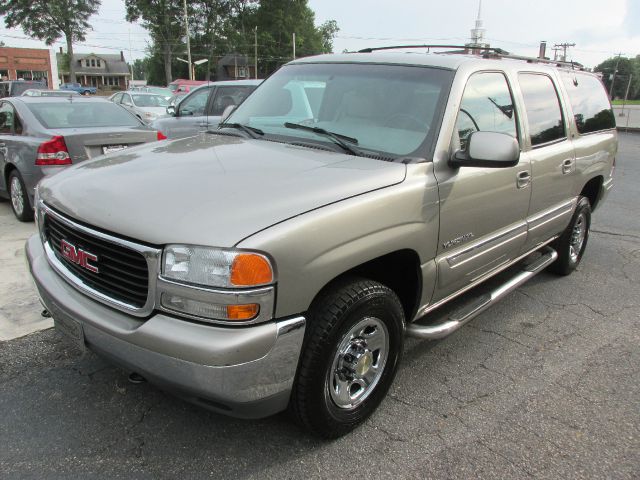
[128,372,147,384]
[41,309,51,318]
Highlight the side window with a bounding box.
[210,86,252,116]
[456,72,517,150]
[518,73,565,147]
[0,102,17,134]
[179,87,209,116]
[112,93,123,103]
[561,73,615,134]
[121,94,132,106]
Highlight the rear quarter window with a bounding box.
[561,72,615,134]
[26,102,142,129]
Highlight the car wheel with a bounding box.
[81,91,89,96]
[291,277,404,438]
[8,170,34,222]
[548,196,591,275]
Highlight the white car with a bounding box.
[108,91,169,124]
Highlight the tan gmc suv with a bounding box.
[26,48,617,438]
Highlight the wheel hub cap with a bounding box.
[10,177,24,216]
[327,317,389,410]
[569,212,587,263]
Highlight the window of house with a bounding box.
[518,73,565,147]
[104,76,120,86]
[455,72,518,150]
[96,60,101,67]
[91,59,96,67]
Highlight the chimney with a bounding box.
[120,51,125,62]
[538,41,547,59]
[59,47,63,54]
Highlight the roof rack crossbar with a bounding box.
[355,44,584,70]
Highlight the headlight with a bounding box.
[160,245,275,323]
[162,245,273,288]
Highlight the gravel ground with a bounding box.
[0,133,638,479]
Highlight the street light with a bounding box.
[177,58,208,80]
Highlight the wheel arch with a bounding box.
[580,175,604,211]
[308,249,422,323]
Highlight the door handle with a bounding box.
[516,170,531,189]
[562,158,574,175]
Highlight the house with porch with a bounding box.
[56,49,131,90]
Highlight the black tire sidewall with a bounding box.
[551,196,591,275]
[295,280,404,437]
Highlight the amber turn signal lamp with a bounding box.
[230,253,273,286]
[226,304,260,320]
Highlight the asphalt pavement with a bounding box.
[0,133,638,479]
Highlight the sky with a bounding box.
[0,0,638,69]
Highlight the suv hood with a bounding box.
[39,134,406,247]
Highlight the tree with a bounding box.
[250,0,338,76]
[0,0,101,83]
[125,0,186,85]
[595,56,640,101]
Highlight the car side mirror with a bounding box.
[220,105,236,123]
[166,105,176,116]
[450,131,520,168]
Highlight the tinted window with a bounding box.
[561,72,615,134]
[26,102,141,128]
[210,86,254,115]
[0,102,14,134]
[456,72,517,149]
[518,73,565,146]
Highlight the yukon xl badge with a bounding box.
[60,239,99,273]
[442,232,474,249]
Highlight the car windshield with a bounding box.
[132,94,169,107]
[27,101,142,128]
[227,63,452,158]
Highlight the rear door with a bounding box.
[516,72,576,249]
[432,71,531,302]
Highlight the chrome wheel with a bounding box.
[10,175,24,217]
[569,212,587,263]
[327,316,389,409]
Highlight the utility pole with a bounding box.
[553,42,575,62]
[609,52,623,100]
[182,0,193,80]
[551,47,561,61]
[254,26,258,79]
[128,28,134,83]
[292,32,296,60]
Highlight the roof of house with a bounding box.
[56,53,130,76]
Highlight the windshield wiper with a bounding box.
[283,122,361,156]
[218,122,264,139]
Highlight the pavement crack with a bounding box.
[591,229,640,240]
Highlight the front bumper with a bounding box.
[26,234,306,419]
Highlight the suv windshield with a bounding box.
[227,63,452,157]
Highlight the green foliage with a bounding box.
[0,0,100,82]
[0,0,100,45]
[594,56,640,100]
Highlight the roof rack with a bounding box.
[356,44,584,70]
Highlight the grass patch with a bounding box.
[612,100,640,105]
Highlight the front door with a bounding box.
[432,71,531,302]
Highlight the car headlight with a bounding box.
[159,245,275,323]
[162,245,273,288]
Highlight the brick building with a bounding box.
[0,47,56,86]
[56,49,131,90]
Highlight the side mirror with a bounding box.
[220,105,236,123]
[450,131,519,168]
[166,105,176,116]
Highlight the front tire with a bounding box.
[548,196,591,275]
[8,170,33,222]
[291,278,404,438]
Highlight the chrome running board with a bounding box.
[406,247,558,340]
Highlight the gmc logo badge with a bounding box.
[60,239,99,273]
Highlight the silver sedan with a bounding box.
[109,91,170,124]
[0,96,162,221]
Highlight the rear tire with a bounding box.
[548,196,591,275]
[8,170,33,222]
[291,277,404,438]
